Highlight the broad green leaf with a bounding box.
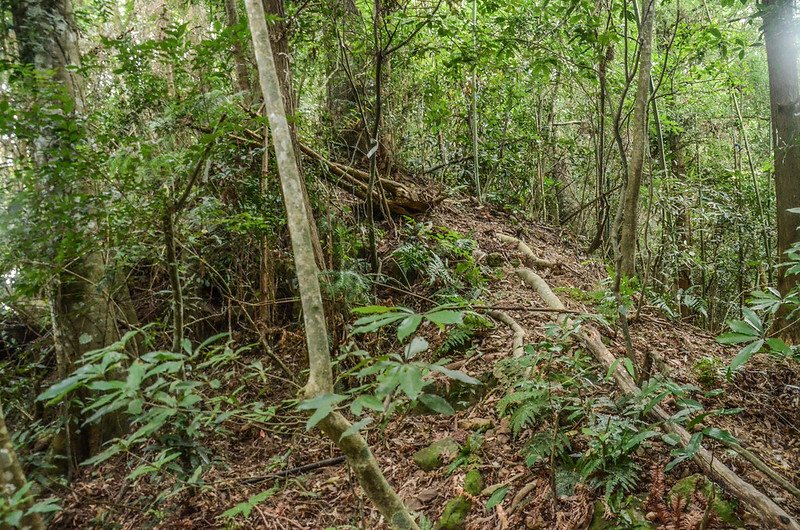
[485,485,509,509]
[350,395,384,416]
[352,313,408,334]
[766,338,790,354]
[404,336,429,359]
[702,427,736,445]
[340,416,373,440]
[623,430,659,451]
[727,320,759,336]
[397,314,423,342]
[741,307,763,334]
[623,358,636,378]
[126,361,146,391]
[418,393,455,415]
[399,365,425,400]
[728,339,764,374]
[431,365,481,385]
[352,305,398,315]
[717,332,757,345]
[425,310,463,328]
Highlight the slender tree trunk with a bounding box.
[224,0,254,105]
[12,0,126,472]
[670,131,693,318]
[763,0,800,341]
[262,0,326,269]
[244,2,418,527]
[618,0,655,278]
[471,0,481,200]
[0,401,44,530]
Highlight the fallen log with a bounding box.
[511,265,800,530]
[298,143,438,216]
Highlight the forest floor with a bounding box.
[55,199,800,529]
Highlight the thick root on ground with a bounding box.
[505,240,800,530]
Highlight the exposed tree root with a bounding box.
[506,247,800,529]
[486,310,526,359]
[498,233,561,270]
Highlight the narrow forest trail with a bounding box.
[57,199,799,529]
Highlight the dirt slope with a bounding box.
[56,199,799,529]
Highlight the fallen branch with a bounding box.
[298,142,437,216]
[498,233,561,270]
[238,456,346,485]
[510,263,799,529]
[720,440,800,501]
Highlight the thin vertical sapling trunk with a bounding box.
[617,0,655,279]
[243,1,419,527]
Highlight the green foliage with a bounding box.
[38,330,274,489]
[218,486,278,523]
[717,301,797,375]
[390,219,487,297]
[0,482,60,528]
[299,304,482,436]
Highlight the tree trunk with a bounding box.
[262,0,326,269]
[12,0,126,471]
[618,0,655,278]
[763,0,800,341]
[670,131,693,318]
[0,400,45,530]
[244,1,419,527]
[224,0,255,105]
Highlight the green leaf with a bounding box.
[126,361,146,391]
[766,338,790,354]
[702,427,736,445]
[485,485,509,509]
[727,319,759,336]
[352,313,408,334]
[431,365,481,385]
[79,333,93,345]
[37,374,84,405]
[404,336,429,359]
[623,430,659,452]
[350,395,384,416]
[622,357,636,377]
[741,307,763,334]
[418,393,455,415]
[717,332,757,345]
[399,365,425,400]
[727,339,764,374]
[127,398,144,415]
[340,416,373,441]
[397,314,423,342]
[425,310,463,328]
[298,394,346,431]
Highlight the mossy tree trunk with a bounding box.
[11,0,127,472]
